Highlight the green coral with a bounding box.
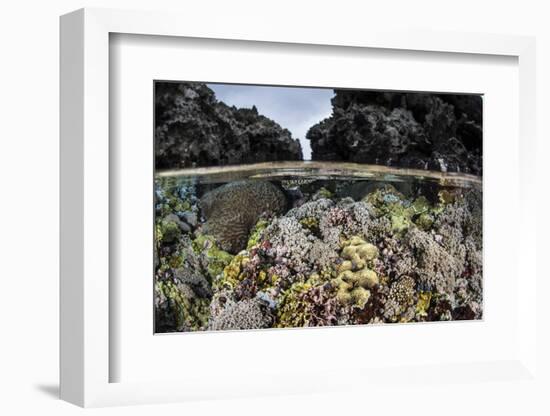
[299,216,319,232]
[247,219,269,249]
[192,234,233,281]
[158,216,182,244]
[315,186,333,199]
[155,280,209,331]
[276,281,314,327]
[219,256,271,292]
[216,253,249,289]
[363,186,413,233]
[155,177,193,217]
[363,185,446,233]
[415,212,435,230]
[438,189,456,205]
[275,272,340,328]
[415,291,432,318]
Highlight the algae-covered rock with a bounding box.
[192,234,233,281]
[362,185,444,234]
[155,280,210,332]
[158,215,183,244]
[247,219,269,249]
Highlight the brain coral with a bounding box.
[199,181,287,254]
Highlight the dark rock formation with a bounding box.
[307,90,482,175]
[155,82,303,169]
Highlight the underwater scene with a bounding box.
[154,82,483,333]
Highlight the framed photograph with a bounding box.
[60,8,538,408]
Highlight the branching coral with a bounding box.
[405,227,464,293]
[276,280,339,327]
[208,298,274,331]
[264,216,315,276]
[383,275,416,322]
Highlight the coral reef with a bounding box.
[276,279,339,327]
[155,82,302,169]
[154,163,482,333]
[383,275,416,322]
[191,234,234,281]
[208,297,274,331]
[155,279,210,332]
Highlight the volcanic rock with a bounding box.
[155,82,303,169]
[307,90,482,175]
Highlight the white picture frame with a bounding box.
[60,7,538,408]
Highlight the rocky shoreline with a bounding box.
[156,82,482,175]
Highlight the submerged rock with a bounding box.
[155,82,303,169]
[199,181,287,254]
[307,90,482,175]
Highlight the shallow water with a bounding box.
[154,162,482,333]
[156,161,482,188]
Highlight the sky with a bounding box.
[207,83,335,160]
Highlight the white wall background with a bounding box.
[0,1,547,414]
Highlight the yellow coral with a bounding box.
[350,287,371,309]
[356,268,378,289]
[336,288,353,304]
[337,260,353,273]
[341,237,378,264]
[416,291,432,317]
[299,216,319,231]
[218,254,247,289]
[332,236,379,309]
